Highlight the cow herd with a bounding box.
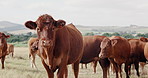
[0,14,148,78]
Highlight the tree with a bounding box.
[122,34,134,39]
[102,33,112,37]
[112,32,120,36]
[136,33,145,37]
[84,32,94,36]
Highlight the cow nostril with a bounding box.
[43,40,46,43]
[99,54,103,58]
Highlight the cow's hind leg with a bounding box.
[125,62,130,78]
[119,64,122,78]
[134,61,140,77]
[109,59,119,78]
[93,60,97,73]
[1,55,5,69]
[99,58,110,78]
[72,59,81,78]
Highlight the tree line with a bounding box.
[84,32,148,39]
[5,32,37,43]
[4,32,148,43]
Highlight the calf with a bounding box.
[28,37,40,69]
[0,32,10,69]
[7,44,14,57]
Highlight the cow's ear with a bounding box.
[54,20,66,28]
[5,35,10,38]
[140,37,148,42]
[25,21,37,30]
[111,40,117,46]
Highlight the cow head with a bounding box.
[139,37,148,42]
[25,14,66,48]
[99,37,117,59]
[31,40,39,52]
[25,14,66,66]
[0,32,10,48]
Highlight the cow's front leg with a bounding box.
[42,60,54,78]
[57,56,68,78]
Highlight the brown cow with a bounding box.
[28,37,40,69]
[144,42,148,61]
[0,32,10,69]
[127,38,147,77]
[80,35,110,78]
[25,14,83,78]
[7,44,14,57]
[99,36,131,78]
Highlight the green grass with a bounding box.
[0,47,148,78]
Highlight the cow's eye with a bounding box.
[36,27,40,32]
[52,27,55,31]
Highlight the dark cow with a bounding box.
[127,38,147,77]
[99,36,131,78]
[81,35,110,78]
[0,32,10,69]
[7,44,14,57]
[28,37,40,69]
[25,14,83,78]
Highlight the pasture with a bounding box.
[0,47,148,78]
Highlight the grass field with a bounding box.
[0,47,148,78]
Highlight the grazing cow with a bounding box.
[80,35,110,78]
[7,44,14,57]
[99,36,131,78]
[127,38,147,77]
[25,14,83,78]
[0,32,10,69]
[28,37,40,69]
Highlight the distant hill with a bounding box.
[0,21,35,34]
[0,21,148,35]
[0,21,26,31]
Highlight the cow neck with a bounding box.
[43,47,53,68]
[43,32,56,69]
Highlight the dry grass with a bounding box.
[0,47,148,78]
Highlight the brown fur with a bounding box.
[7,44,14,57]
[25,14,83,78]
[127,38,147,77]
[144,42,148,60]
[28,37,40,69]
[99,36,131,78]
[81,35,110,78]
[0,32,10,69]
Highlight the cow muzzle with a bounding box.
[0,44,4,49]
[41,40,53,47]
[99,52,106,59]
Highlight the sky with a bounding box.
[0,0,148,26]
